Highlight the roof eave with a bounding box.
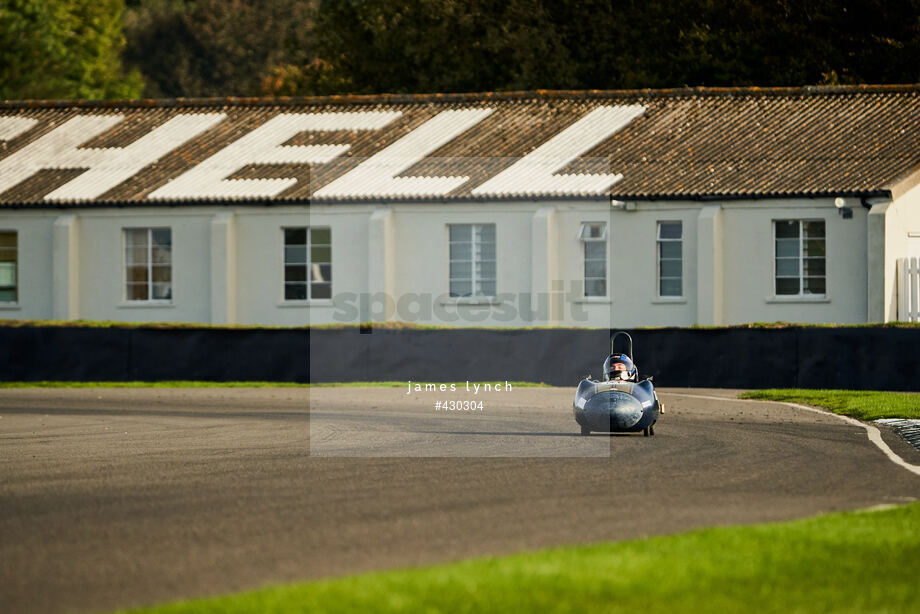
[3,83,920,110]
[0,188,898,209]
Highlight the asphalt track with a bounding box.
[1,386,919,614]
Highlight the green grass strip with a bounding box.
[0,381,311,388]
[0,380,551,389]
[740,389,920,420]
[121,503,920,613]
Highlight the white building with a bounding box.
[1,86,919,327]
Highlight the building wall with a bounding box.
[235,206,314,326]
[75,209,214,323]
[309,200,701,328]
[0,195,890,327]
[386,202,536,327]
[720,198,868,325]
[883,181,920,320]
[601,203,700,328]
[0,211,56,320]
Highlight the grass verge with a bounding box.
[740,389,920,420]
[121,503,920,613]
[0,381,311,389]
[0,381,551,389]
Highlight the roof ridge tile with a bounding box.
[3,83,920,110]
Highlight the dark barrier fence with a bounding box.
[0,327,311,382]
[1,325,919,390]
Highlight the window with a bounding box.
[284,227,331,300]
[774,220,826,296]
[0,231,16,303]
[657,221,682,297]
[449,224,496,297]
[124,228,171,301]
[579,222,607,297]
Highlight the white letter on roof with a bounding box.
[0,114,226,201]
[0,117,39,141]
[313,108,493,199]
[470,105,645,197]
[149,112,402,200]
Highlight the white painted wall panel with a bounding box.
[0,214,56,319]
[604,205,698,328]
[75,209,213,323]
[0,196,887,327]
[234,205,369,326]
[720,200,868,324]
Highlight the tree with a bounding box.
[266,0,576,95]
[11,0,915,100]
[0,0,143,100]
[123,0,317,98]
[268,0,920,96]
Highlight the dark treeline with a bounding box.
[1,0,919,101]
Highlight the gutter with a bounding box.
[0,189,898,210]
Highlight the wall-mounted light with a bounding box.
[610,198,637,211]
[834,197,853,219]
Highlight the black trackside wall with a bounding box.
[0,326,918,390]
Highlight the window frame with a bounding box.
[0,230,17,304]
[579,222,608,298]
[448,223,497,299]
[123,227,172,303]
[656,221,683,299]
[772,219,827,298]
[282,226,332,302]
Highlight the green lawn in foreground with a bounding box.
[0,381,550,389]
[740,389,920,420]
[121,503,920,614]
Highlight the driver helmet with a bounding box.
[604,354,637,382]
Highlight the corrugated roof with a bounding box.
[0,84,919,206]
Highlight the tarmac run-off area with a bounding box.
[1,386,919,614]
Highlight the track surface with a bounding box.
[1,387,919,614]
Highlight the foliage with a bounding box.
[270,0,920,95]
[3,1,920,100]
[122,0,317,97]
[277,0,576,95]
[0,0,143,99]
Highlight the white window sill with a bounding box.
[277,300,333,308]
[652,297,687,304]
[765,295,830,304]
[117,301,175,308]
[573,297,611,304]
[438,297,501,306]
[0,303,21,310]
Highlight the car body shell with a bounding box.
[573,378,660,433]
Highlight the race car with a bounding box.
[573,331,662,436]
